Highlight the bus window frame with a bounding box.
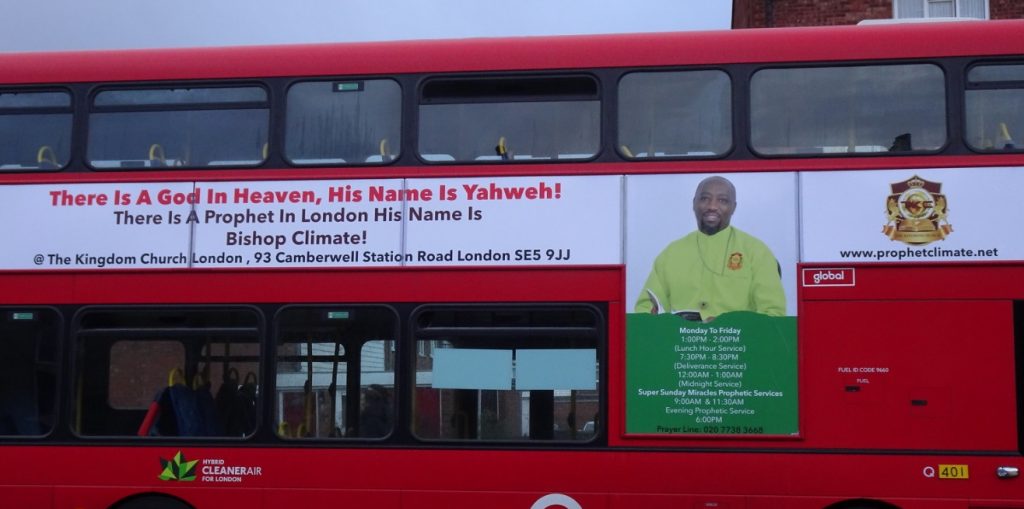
[614,67,736,161]
[85,82,271,171]
[747,60,952,158]
[271,303,401,441]
[282,77,404,168]
[415,73,603,165]
[0,87,74,173]
[0,306,63,439]
[69,304,265,440]
[408,303,606,445]
[963,59,1024,154]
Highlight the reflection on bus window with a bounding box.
[751,64,946,155]
[418,76,600,163]
[0,91,72,171]
[74,308,261,438]
[965,63,1024,152]
[285,80,401,165]
[0,309,59,436]
[618,70,732,158]
[275,307,396,439]
[87,86,269,170]
[412,306,600,442]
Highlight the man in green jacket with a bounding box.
[634,176,786,321]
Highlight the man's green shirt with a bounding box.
[635,226,786,319]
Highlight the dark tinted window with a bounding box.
[0,309,60,436]
[418,76,600,163]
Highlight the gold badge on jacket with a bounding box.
[882,175,952,246]
[727,252,743,270]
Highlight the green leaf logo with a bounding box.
[158,451,198,482]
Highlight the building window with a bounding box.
[894,0,988,19]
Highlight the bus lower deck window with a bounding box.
[73,308,262,438]
[274,306,397,440]
[411,306,601,442]
[0,309,60,436]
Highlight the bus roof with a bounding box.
[0,20,1021,85]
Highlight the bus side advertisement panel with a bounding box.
[623,173,800,437]
[0,176,623,270]
[801,167,1024,263]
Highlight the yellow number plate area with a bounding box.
[938,464,969,479]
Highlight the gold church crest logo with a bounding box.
[882,175,953,245]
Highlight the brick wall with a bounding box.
[992,0,1024,19]
[734,0,1023,28]
[734,0,892,27]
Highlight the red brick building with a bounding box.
[733,0,1024,28]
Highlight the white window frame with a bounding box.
[893,0,989,20]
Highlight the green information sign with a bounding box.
[626,312,798,436]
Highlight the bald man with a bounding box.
[634,176,786,321]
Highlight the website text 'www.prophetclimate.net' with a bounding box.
[838,246,999,261]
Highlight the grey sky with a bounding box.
[1,0,732,52]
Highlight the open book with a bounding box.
[646,289,702,321]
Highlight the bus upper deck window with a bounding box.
[418,76,600,163]
[965,63,1024,152]
[0,91,72,172]
[750,64,946,156]
[618,70,732,159]
[87,86,269,170]
[285,80,402,166]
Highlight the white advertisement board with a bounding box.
[6,167,1022,272]
[191,179,403,268]
[0,176,623,270]
[801,167,1022,263]
[405,176,621,266]
[0,183,195,269]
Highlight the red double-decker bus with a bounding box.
[1,19,1022,509]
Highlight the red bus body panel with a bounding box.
[2,20,1024,509]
